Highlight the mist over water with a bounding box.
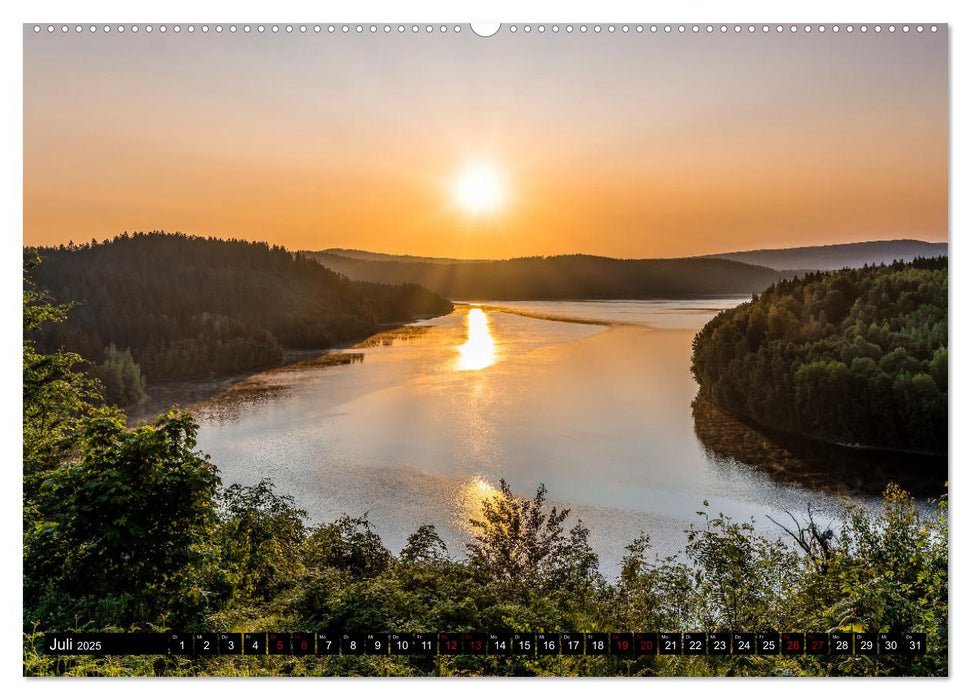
[195,299,943,577]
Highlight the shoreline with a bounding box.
[127,348,357,425]
[129,299,717,425]
[695,394,948,460]
[463,302,646,329]
[127,311,449,426]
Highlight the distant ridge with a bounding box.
[306,239,946,301]
[307,251,782,301]
[321,248,490,264]
[318,238,948,272]
[701,239,947,272]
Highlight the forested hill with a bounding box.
[307,251,783,300]
[703,239,947,273]
[320,248,490,264]
[691,258,947,454]
[25,232,453,389]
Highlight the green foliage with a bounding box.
[25,409,220,629]
[794,485,948,676]
[691,258,947,452]
[23,263,101,501]
[682,510,800,632]
[304,514,393,579]
[25,479,949,677]
[466,480,596,605]
[400,524,449,565]
[25,231,453,381]
[211,480,308,607]
[90,343,148,408]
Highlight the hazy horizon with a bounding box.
[316,236,948,260]
[24,231,947,264]
[24,26,947,258]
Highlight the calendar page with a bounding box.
[22,21,947,678]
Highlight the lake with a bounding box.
[193,299,946,576]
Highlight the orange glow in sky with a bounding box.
[23,28,947,258]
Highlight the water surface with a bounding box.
[194,299,945,576]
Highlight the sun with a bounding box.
[452,163,505,215]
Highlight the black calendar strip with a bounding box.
[41,631,926,656]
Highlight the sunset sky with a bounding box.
[23,25,947,259]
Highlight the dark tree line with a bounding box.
[24,232,453,392]
[691,258,947,454]
[309,251,784,300]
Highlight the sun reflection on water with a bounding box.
[456,307,497,371]
[456,476,503,532]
